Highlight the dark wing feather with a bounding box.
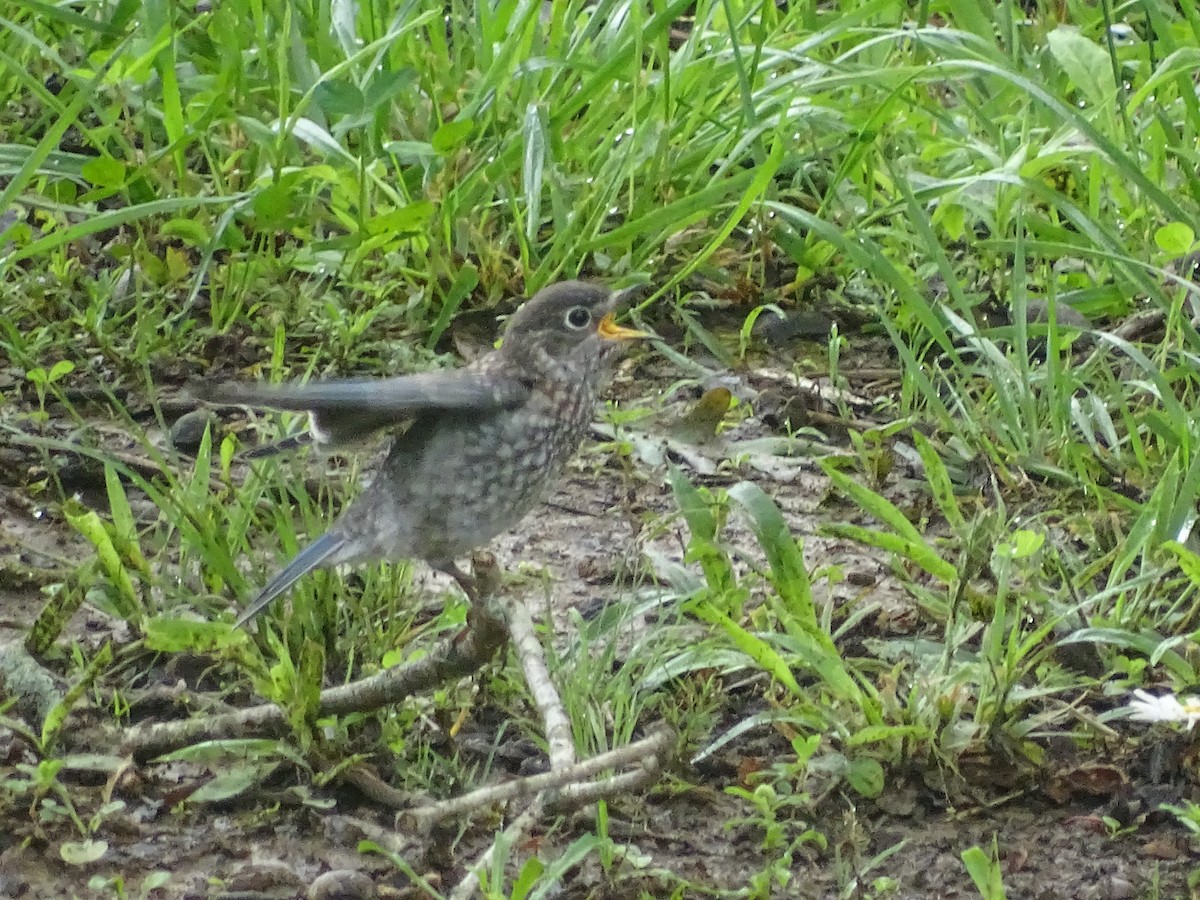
[192,370,528,447]
[241,432,315,459]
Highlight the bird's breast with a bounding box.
[361,376,601,561]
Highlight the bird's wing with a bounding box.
[192,370,529,447]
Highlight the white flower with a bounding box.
[1128,689,1200,730]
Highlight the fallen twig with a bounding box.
[120,605,507,761]
[502,595,575,772]
[399,728,673,828]
[449,796,546,900]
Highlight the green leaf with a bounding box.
[822,522,957,584]
[288,118,355,163]
[382,140,437,166]
[728,481,815,628]
[161,217,212,247]
[845,724,927,747]
[61,839,108,865]
[511,857,545,900]
[1046,25,1114,108]
[530,833,604,899]
[426,264,479,348]
[585,165,757,252]
[105,465,148,576]
[961,843,1007,900]
[669,466,716,543]
[693,603,803,697]
[13,0,124,34]
[42,642,112,751]
[1164,541,1200,586]
[821,462,925,544]
[999,530,1045,560]
[1059,628,1194,681]
[251,182,294,228]
[80,156,126,189]
[363,67,418,111]
[64,505,140,620]
[432,119,475,153]
[911,432,966,531]
[366,200,435,235]
[313,79,364,117]
[769,629,862,704]
[142,617,245,653]
[1155,222,1196,255]
[847,756,884,798]
[157,739,301,765]
[141,873,172,892]
[188,762,279,804]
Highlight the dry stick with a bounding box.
[400,728,673,827]
[120,606,508,761]
[325,813,415,859]
[552,756,664,811]
[449,796,546,900]
[444,596,673,900]
[445,751,671,900]
[502,595,575,772]
[447,596,675,900]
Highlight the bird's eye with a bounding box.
[564,306,591,329]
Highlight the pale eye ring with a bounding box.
[564,306,591,329]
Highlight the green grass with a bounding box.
[5,0,1200,895]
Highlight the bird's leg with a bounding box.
[436,554,505,640]
[435,561,480,605]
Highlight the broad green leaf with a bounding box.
[1155,222,1196,255]
[669,467,716,543]
[822,463,925,544]
[961,844,1007,900]
[847,756,884,799]
[142,617,244,653]
[1060,628,1194,682]
[821,523,957,584]
[432,119,475,153]
[64,506,139,620]
[61,839,108,865]
[694,603,803,697]
[188,762,279,804]
[728,481,816,628]
[911,432,967,531]
[1164,541,1200,585]
[1046,25,1115,109]
[80,156,126,188]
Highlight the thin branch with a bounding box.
[120,605,507,761]
[551,760,664,811]
[449,796,545,900]
[502,595,574,772]
[443,728,674,900]
[400,728,673,827]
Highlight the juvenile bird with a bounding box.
[195,281,646,626]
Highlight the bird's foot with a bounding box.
[437,553,505,641]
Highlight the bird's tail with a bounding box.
[243,431,314,459]
[235,531,346,627]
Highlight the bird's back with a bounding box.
[328,354,599,568]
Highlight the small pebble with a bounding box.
[169,408,218,453]
[308,869,376,900]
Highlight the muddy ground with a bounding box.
[1,341,1198,899]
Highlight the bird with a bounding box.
[193,281,647,627]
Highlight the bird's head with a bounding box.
[501,281,647,377]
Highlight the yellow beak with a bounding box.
[597,312,650,341]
